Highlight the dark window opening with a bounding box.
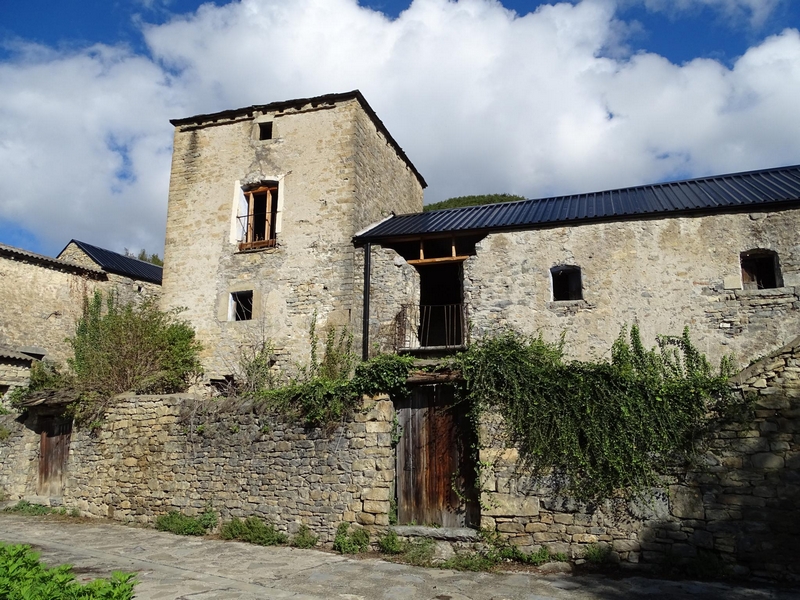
[231,291,253,321]
[741,249,782,290]
[552,266,582,301]
[238,184,278,251]
[258,122,273,140]
[418,263,464,348]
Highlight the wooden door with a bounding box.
[38,416,72,497]
[396,385,478,527]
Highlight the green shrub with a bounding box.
[400,538,434,566]
[155,507,216,536]
[3,501,53,516]
[332,522,370,554]
[0,425,10,442]
[0,543,136,599]
[440,552,497,572]
[220,517,288,546]
[70,291,202,397]
[583,543,611,564]
[377,530,404,554]
[289,524,318,549]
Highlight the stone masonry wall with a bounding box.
[479,338,800,581]
[365,247,420,356]
[0,395,396,545]
[0,253,102,363]
[465,209,800,369]
[58,242,161,305]
[0,359,31,406]
[161,98,424,379]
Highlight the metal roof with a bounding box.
[0,243,104,278]
[67,240,163,285]
[354,164,800,243]
[170,90,426,189]
[0,344,34,362]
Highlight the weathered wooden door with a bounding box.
[396,385,478,527]
[37,416,72,497]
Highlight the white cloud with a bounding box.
[1,0,800,256]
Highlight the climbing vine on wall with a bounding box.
[453,326,739,500]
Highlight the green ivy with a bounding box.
[454,326,737,499]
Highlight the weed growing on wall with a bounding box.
[239,316,414,427]
[9,292,202,426]
[70,292,202,396]
[0,543,136,599]
[454,325,738,499]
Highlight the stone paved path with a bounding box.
[1,514,798,600]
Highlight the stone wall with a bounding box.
[0,413,38,498]
[161,97,424,379]
[365,247,420,356]
[58,242,161,305]
[478,338,800,582]
[0,358,30,408]
[0,395,395,544]
[0,251,103,363]
[464,208,800,369]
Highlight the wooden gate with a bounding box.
[396,385,478,527]
[37,416,72,497]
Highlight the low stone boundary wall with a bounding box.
[479,338,800,581]
[0,395,395,544]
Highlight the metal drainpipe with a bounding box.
[362,243,371,361]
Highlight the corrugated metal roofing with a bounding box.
[354,164,800,243]
[69,240,163,285]
[0,344,34,362]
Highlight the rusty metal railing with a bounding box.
[396,304,467,350]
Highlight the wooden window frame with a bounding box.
[238,185,278,251]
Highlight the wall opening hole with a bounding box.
[741,249,782,290]
[551,265,582,301]
[258,122,273,140]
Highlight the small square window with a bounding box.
[231,291,253,321]
[741,249,782,290]
[258,122,273,140]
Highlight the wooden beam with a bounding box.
[406,256,469,266]
[406,370,463,384]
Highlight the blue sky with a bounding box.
[1,0,800,256]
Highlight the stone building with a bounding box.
[0,240,162,403]
[356,164,800,369]
[159,90,425,380]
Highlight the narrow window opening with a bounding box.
[741,249,782,290]
[231,291,253,321]
[551,266,583,301]
[258,122,273,140]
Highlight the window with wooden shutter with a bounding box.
[238,184,279,251]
